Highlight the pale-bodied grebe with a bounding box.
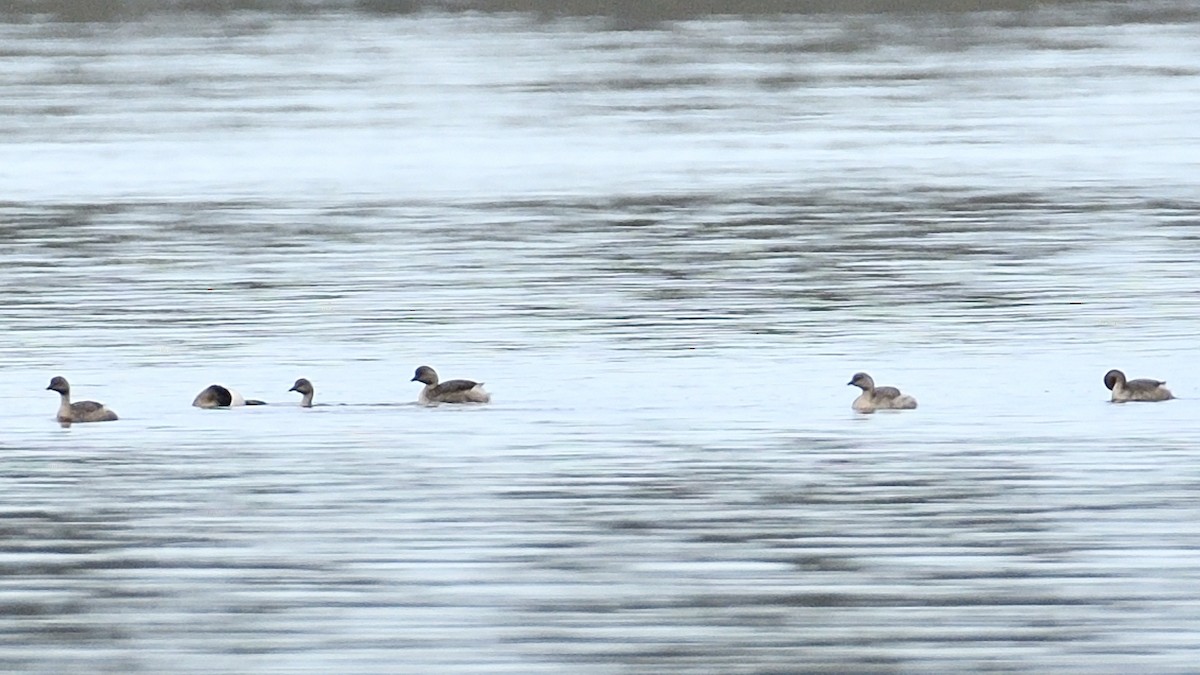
[848,372,917,413]
[46,376,118,423]
[411,365,490,404]
[1104,369,1173,402]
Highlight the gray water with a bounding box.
[3,2,1200,672]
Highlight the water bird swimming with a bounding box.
[411,365,491,404]
[1104,369,1173,402]
[192,384,266,408]
[289,378,314,407]
[847,372,918,413]
[46,376,118,423]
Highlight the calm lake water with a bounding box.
[3,1,1200,672]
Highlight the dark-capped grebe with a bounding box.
[411,366,490,405]
[46,376,118,423]
[192,384,266,408]
[847,372,917,413]
[289,378,314,407]
[1104,369,1173,402]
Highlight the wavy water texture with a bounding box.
[2,5,1200,674]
